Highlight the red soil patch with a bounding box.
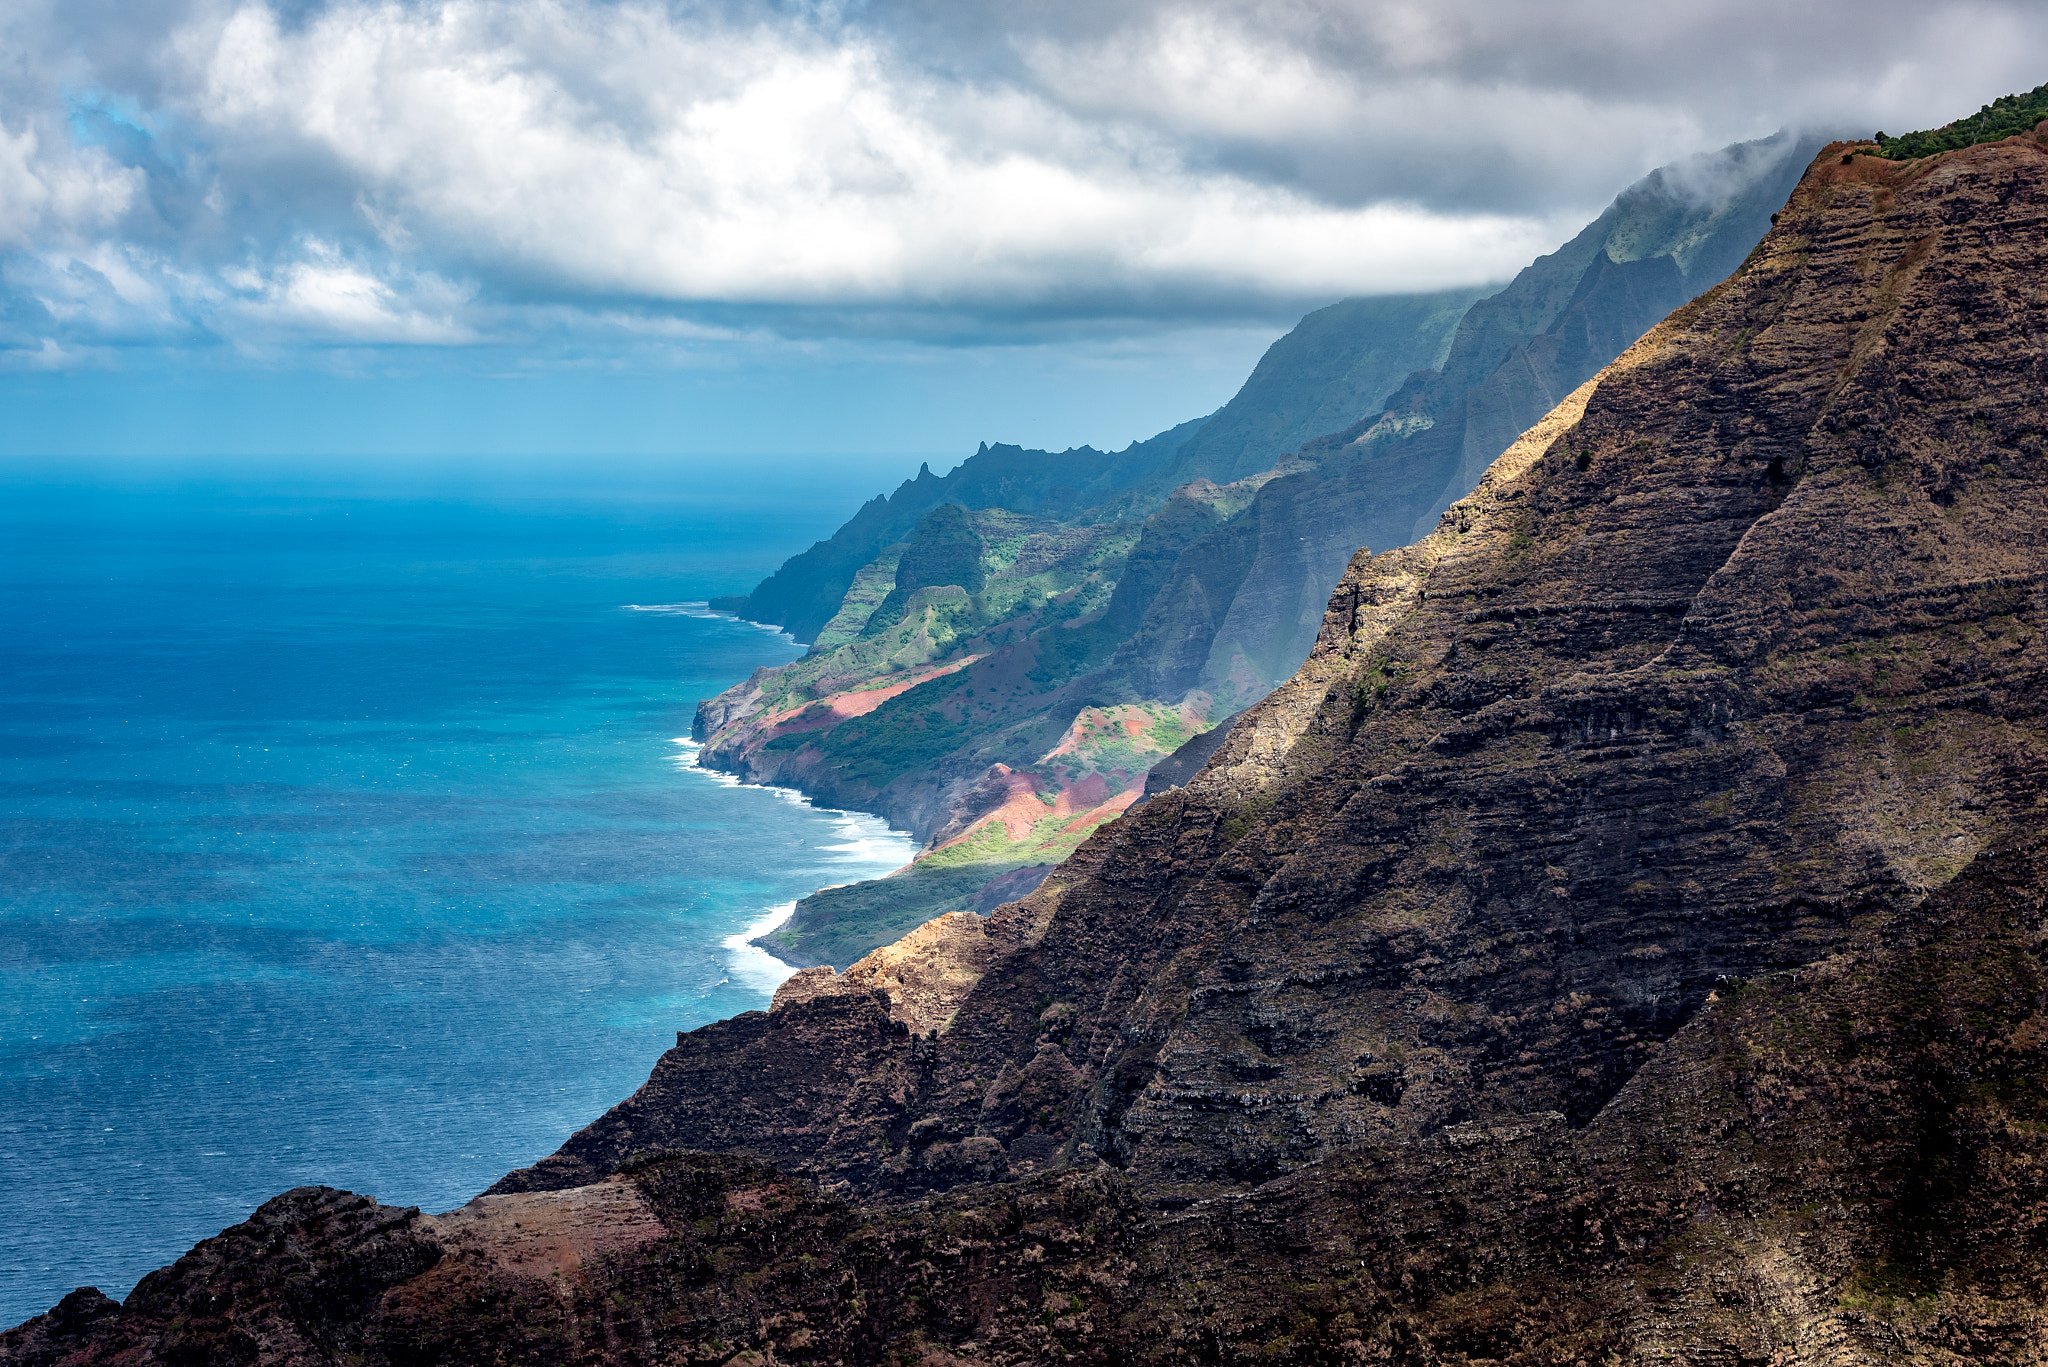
[1044,703,1180,759]
[938,765,1047,844]
[1060,786,1139,834]
[757,655,983,740]
[925,765,1139,856]
[1050,771,1114,815]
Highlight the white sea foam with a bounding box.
[720,811,913,990]
[668,737,844,812]
[624,602,794,642]
[819,811,912,865]
[624,601,718,616]
[668,737,745,786]
[723,901,801,993]
[664,738,917,988]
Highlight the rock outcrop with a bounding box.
[12,128,2048,1365]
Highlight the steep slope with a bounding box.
[521,112,2048,1298]
[700,135,1820,968]
[481,121,2048,1338]
[1117,130,1824,717]
[1160,288,1486,485]
[19,127,2047,1367]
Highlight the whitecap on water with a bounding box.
[624,601,718,616]
[624,602,794,642]
[722,902,800,993]
[664,739,917,987]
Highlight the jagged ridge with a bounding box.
[697,134,1820,970]
[14,127,2048,1365]
[482,129,2048,1356]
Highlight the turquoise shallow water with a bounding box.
[0,457,922,1325]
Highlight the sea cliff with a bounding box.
[12,121,2048,1364]
[697,133,1819,970]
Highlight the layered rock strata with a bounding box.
[10,131,2048,1365]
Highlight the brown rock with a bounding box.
[13,130,2048,1366]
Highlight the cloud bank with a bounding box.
[3,0,2044,368]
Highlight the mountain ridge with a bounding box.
[698,131,1823,970]
[14,125,2048,1365]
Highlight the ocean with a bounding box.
[0,456,924,1326]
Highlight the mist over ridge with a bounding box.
[3,0,2045,456]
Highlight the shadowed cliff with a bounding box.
[15,121,2047,1366]
[696,135,1820,970]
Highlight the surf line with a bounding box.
[666,738,916,989]
[624,602,795,643]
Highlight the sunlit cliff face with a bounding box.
[2,0,2042,366]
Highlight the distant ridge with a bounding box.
[24,118,2048,1366]
[691,130,1823,970]
[709,420,1205,645]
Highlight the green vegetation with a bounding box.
[809,669,979,788]
[1350,660,1395,726]
[862,504,986,633]
[1041,703,1196,787]
[920,800,1114,872]
[753,860,1040,969]
[760,696,1193,964]
[1872,82,2048,160]
[810,547,903,650]
[736,509,1136,736]
[725,419,1205,644]
[1023,618,1118,687]
[1219,793,1275,845]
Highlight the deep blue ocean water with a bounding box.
[0,456,923,1326]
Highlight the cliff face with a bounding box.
[1158,288,1486,486]
[698,138,1816,970]
[20,129,2047,1366]
[1116,132,1821,717]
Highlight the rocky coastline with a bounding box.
[11,123,2048,1365]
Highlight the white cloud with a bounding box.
[222,241,477,343]
[0,336,98,371]
[0,120,140,249]
[0,0,2043,361]
[172,1,1559,310]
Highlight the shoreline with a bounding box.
[682,605,942,977]
[693,602,801,642]
[666,734,919,988]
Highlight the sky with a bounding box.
[2,0,2043,460]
